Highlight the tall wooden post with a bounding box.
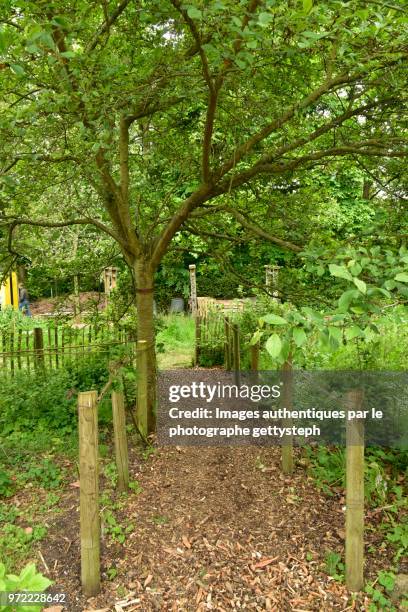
[112,391,129,492]
[281,358,294,474]
[232,323,241,387]
[78,391,100,597]
[345,388,365,592]
[137,340,148,437]
[189,264,197,317]
[34,327,44,369]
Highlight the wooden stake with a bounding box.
[17,329,22,371]
[78,390,100,597]
[34,327,44,369]
[137,340,148,438]
[281,358,294,474]
[232,323,241,387]
[345,388,365,592]
[54,326,59,369]
[189,264,197,317]
[250,342,260,371]
[10,331,14,376]
[112,391,129,492]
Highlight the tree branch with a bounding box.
[1,215,126,247]
[87,0,133,53]
[223,208,303,252]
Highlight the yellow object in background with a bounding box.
[0,272,19,310]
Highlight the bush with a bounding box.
[0,357,110,436]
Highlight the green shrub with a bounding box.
[0,562,52,610]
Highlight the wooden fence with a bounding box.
[0,323,135,375]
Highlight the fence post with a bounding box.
[54,326,59,368]
[281,358,294,474]
[345,388,365,592]
[112,391,129,492]
[137,340,148,437]
[250,342,260,371]
[224,317,231,370]
[10,331,15,376]
[194,315,201,366]
[34,327,44,369]
[17,329,22,371]
[232,323,241,387]
[78,390,100,597]
[189,264,197,317]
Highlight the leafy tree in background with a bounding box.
[0,0,406,429]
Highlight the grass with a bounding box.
[156,314,195,369]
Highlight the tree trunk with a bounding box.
[134,259,156,434]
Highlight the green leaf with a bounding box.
[10,63,25,77]
[353,277,367,294]
[345,326,363,341]
[302,0,313,13]
[26,574,53,591]
[19,563,36,584]
[394,272,408,283]
[329,264,352,281]
[265,334,282,358]
[328,326,342,344]
[292,327,307,347]
[186,6,202,19]
[258,12,274,26]
[261,314,288,325]
[60,51,76,59]
[338,289,358,311]
[250,329,263,345]
[301,307,324,323]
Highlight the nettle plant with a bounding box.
[253,245,408,366]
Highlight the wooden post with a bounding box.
[46,326,51,369]
[345,388,365,592]
[194,315,201,366]
[189,264,197,317]
[10,331,14,376]
[224,317,231,370]
[281,358,294,474]
[54,326,59,369]
[112,391,129,492]
[25,331,30,371]
[61,327,65,366]
[137,340,148,438]
[78,390,100,597]
[250,342,260,371]
[17,329,22,371]
[2,332,6,370]
[34,327,44,369]
[232,323,241,387]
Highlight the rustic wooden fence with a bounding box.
[0,323,136,375]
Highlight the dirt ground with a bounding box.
[30,292,105,316]
[34,444,402,612]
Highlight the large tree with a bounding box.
[0,0,406,430]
